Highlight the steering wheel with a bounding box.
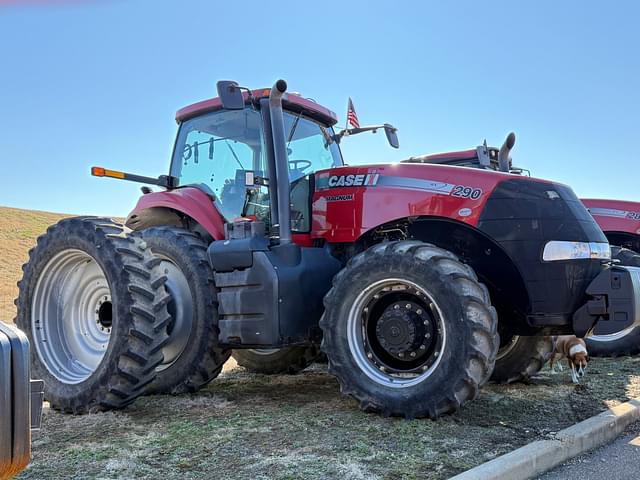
[288,159,313,172]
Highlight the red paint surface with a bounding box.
[129,163,564,247]
[130,187,226,240]
[311,163,537,243]
[176,90,337,125]
[582,198,640,235]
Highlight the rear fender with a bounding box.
[126,187,226,240]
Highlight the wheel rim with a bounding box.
[247,348,281,355]
[157,256,193,371]
[31,249,112,384]
[496,334,520,360]
[346,278,446,388]
[587,326,637,343]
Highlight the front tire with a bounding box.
[490,335,553,383]
[232,346,320,374]
[321,241,499,419]
[15,218,170,413]
[586,246,640,357]
[137,227,230,394]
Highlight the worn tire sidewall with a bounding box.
[325,253,474,404]
[138,228,229,393]
[16,220,139,406]
[491,335,553,383]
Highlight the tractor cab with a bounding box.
[169,89,344,233]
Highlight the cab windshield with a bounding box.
[170,106,343,221]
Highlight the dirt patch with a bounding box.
[18,357,640,480]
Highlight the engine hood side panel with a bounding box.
[311,163,517,242]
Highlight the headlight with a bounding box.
[542,241,611,261]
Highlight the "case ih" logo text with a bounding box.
[328,173,379,188]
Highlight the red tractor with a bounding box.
[15,80,640,418]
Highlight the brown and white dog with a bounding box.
[550,335,589,384]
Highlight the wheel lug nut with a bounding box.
[434,351,439,357]
[416,309,422,315]
[374,294,380,299]
[420,344,426,350]
[398,352,404,357]
[422,366,429,372]
[405,303,412,309]
[393,304,400,310]
[423,320,429,325]
[425,333,431,338]
[367,353,373,359]
[410,352,416,357]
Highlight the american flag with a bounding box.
[347,97,360,128]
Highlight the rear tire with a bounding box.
[490,335,553,383]
[321,241,499,419]
[137,227,230,394]
[15,218,170,413]
[232,346,320,374]
[586,246,640,357]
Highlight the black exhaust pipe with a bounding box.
[498,132,516,172]
[269,79,292,245]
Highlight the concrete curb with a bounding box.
[449,398,640,480]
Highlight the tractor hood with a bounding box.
[312,162,601,240]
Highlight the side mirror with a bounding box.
[384,124,399,149]
[216,80,245,110]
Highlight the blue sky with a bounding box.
[1,0,638,216]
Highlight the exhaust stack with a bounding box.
[268,79,292,245]
[498,132,516,172]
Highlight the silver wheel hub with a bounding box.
[31,249,112,384]
[157,257,193,371]
[346,278,446,388]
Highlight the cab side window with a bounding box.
[172,109,266,222]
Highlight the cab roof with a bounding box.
[176,88,339,127]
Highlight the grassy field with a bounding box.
[0,206,68,321]
[2,205,639,479]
